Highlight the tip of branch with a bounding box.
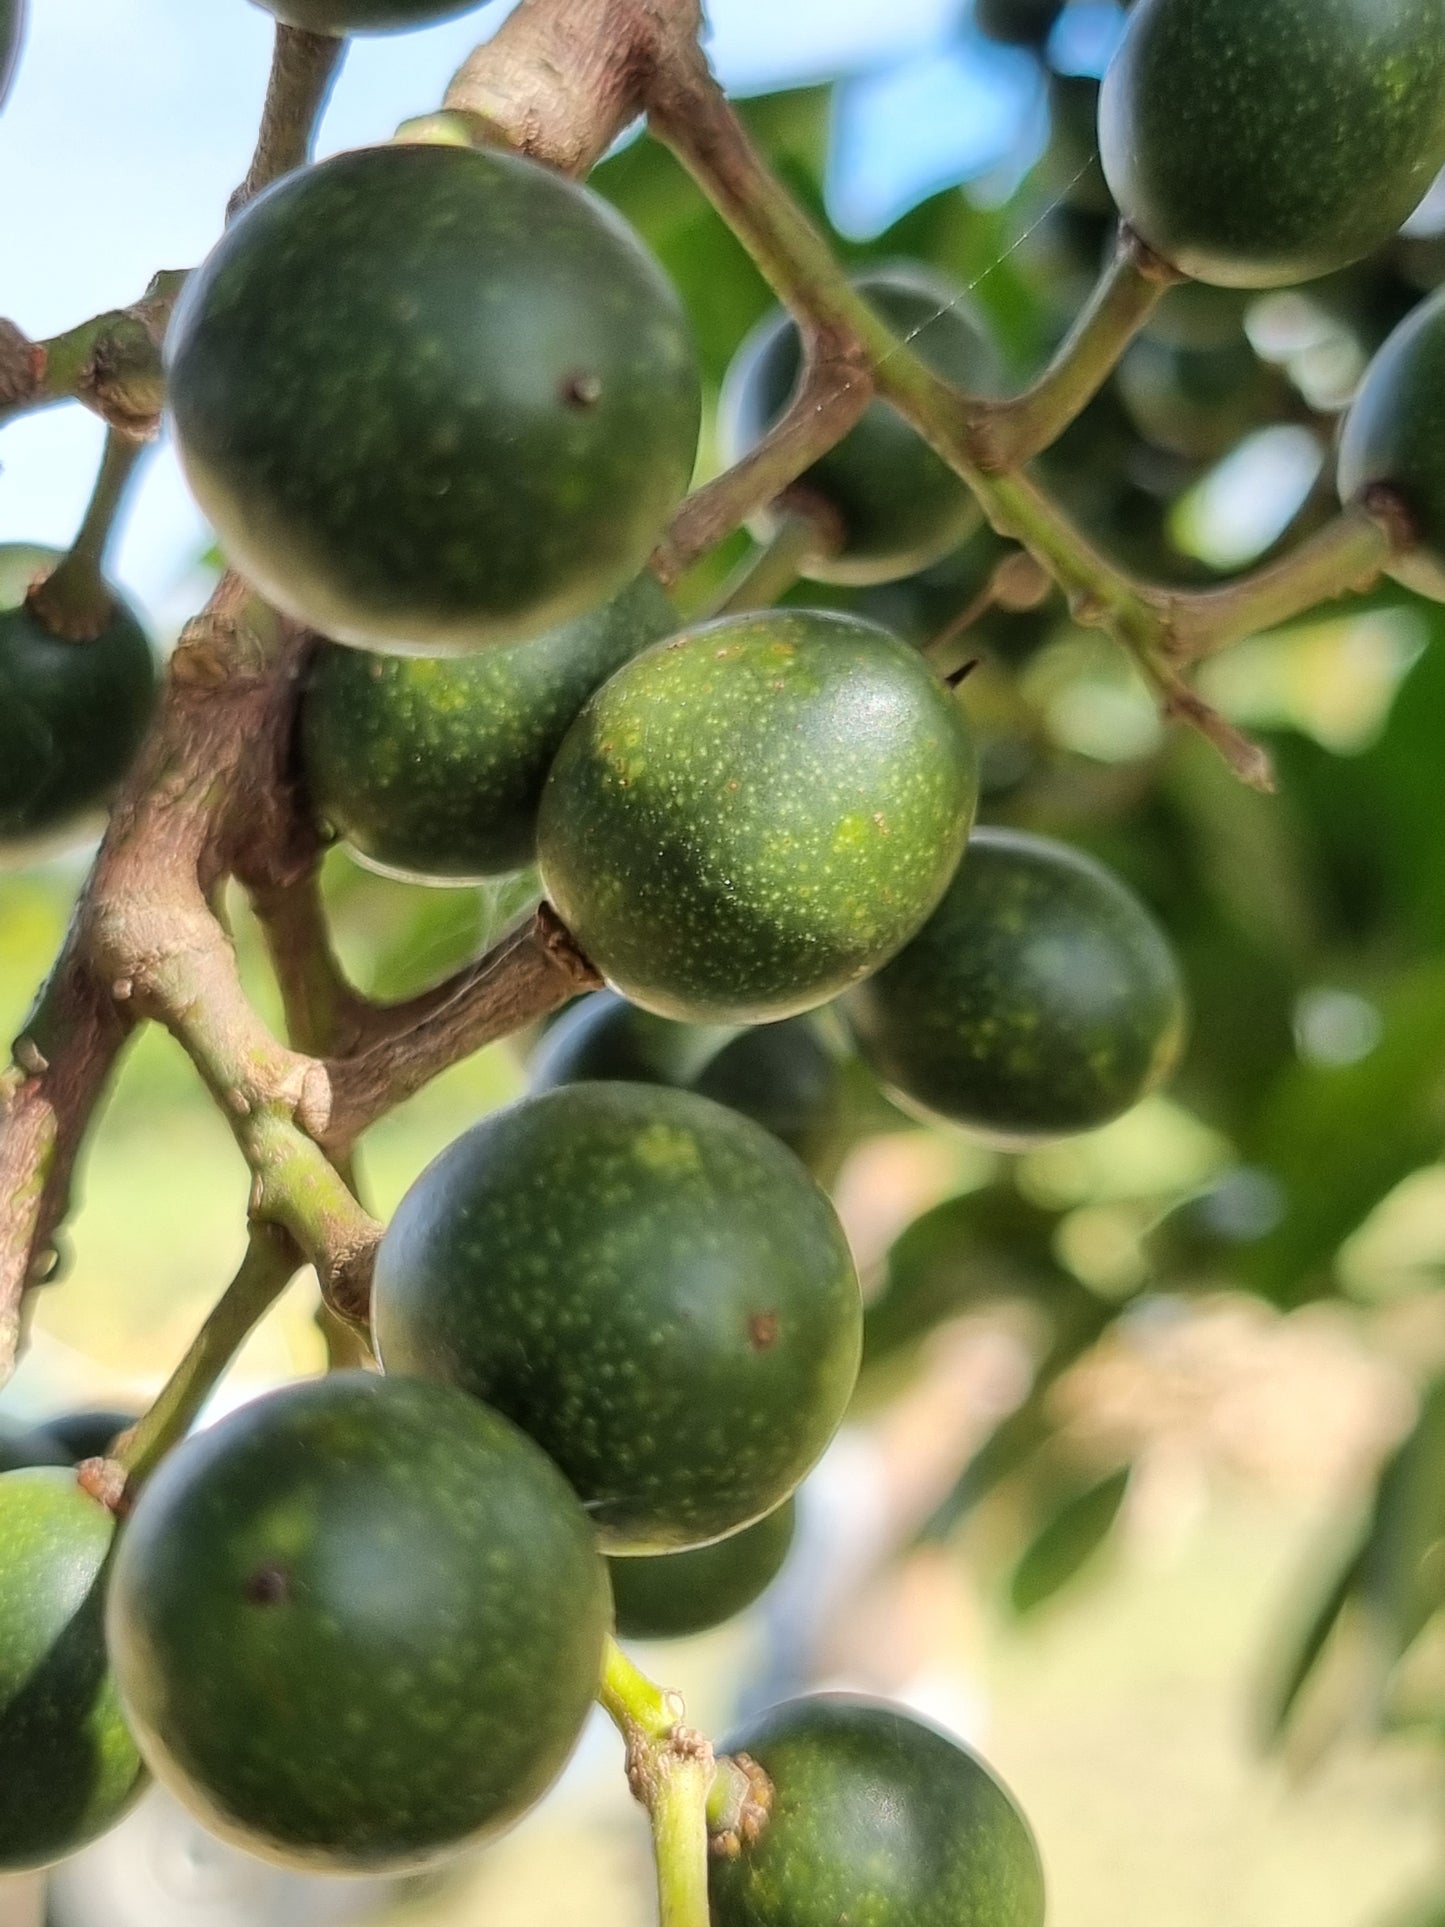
[1161,678,1277,792]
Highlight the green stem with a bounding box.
[229,24,346,219]
[652,1755,713,1927]
[115,1227,298,1491]
[599,1641,713,1927]
[599,1638,678,1741]
[1160,501,1395,662]
[25,431,147,639]
[713,509,818,615]
[970,226,1176,469]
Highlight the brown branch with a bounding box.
[442,0,702,179]
[228,25,347,220]
[325,905,600,1146]
[0,270,184,437]
[652,350,870,584]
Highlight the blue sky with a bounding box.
[0,0,1019,632]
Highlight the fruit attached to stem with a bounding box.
[167,144,701,655]
[1099,0,1445,288]
[1338,286,1445,601]
[107,1373,609,1871]
[844,826,1186,1144]
[372,1084,862,1553]
[538,610,978,1024]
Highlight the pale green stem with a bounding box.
[115,1227,298,1492]
[713,509,819,615]
[599,1641,713,1927]
[25,431,147,638]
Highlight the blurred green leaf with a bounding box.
[1007,1465,1131,1617]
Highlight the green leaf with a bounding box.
[1235,964,1445,1303]
[1007,1466,1131,1617]
[1258,1534,1366,1746]
[1359,1377,1445,1667]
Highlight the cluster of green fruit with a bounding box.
[5,0,1445,1916]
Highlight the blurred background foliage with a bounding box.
[5,1,1445,1924]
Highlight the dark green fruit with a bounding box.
[529,991,848,1176]
[37,1410,139,1465]
[0,1469,146,1870]
[372,1084,862,1553]
[844,826,1186,1145]
[719,269,998,585]
[1338,286,1445,600]
[0,547,157,859]
[167,144,700,656]
[708,1695,1045,1927]
[538,610,978,1023]
[252,0,484,29]
[300,573,676,882]
[975,0,1063,47]
[1117,335,1279,460]
[1,0,24,105]
[1099,0,1445,288]
[608,1498,796,1641]
[0,1416,66,1472]
[106,1373,608,1871]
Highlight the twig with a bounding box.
[228,24,347,220]
[966,225,1179,471]
[599,1641,714,1927]
[25,430,148,639]
[711,508,821,614]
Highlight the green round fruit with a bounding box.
[1338,286,1445,600]
[608,1498,796,1641]
[975,0,1062,47]
[537,610,978,1024]
[0,1469,146,1870]
[0,1416,66,1472]
[529,991,847,1175]
[719,269,999,586]
[1099,0,1445,288]
[844,826,1186,1145]
[1,0,25,105]
[106,1373,609,1872]
[0,546,157,859]
[708,1695,1045,1927]
[166,144,700,656]
[251,0,484,29]
[300,574,677,882]
[1117,334,1278,460]
[372,1084,862,1553]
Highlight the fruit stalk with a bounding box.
[599,1640,714,1927]
[113,1226,299,1494]
[228,23,347,219]
[25,430,147,640]
[713,509,821,614]
[967,224,1181,470]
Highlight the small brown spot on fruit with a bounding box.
[749,1311,779,1351]
[245,1565,292,1607]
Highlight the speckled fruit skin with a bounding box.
[719,269,998,585]
[1338,287,1445,601]
[166,144,700,657]
[372,1084,862,1554]
[0,1470,146,1871]
[608,1497,795,1641]
[300,574,677,882]
[106,1373,609,1872]
[844,826,1186,1146]
[0,0,24,104]
[1099,0,1445,289]
[0,546,156,859]
[537,611,978,1024]
[529,990,847,1176]
[252,0,482,30]
[708,1695,1045,1927]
